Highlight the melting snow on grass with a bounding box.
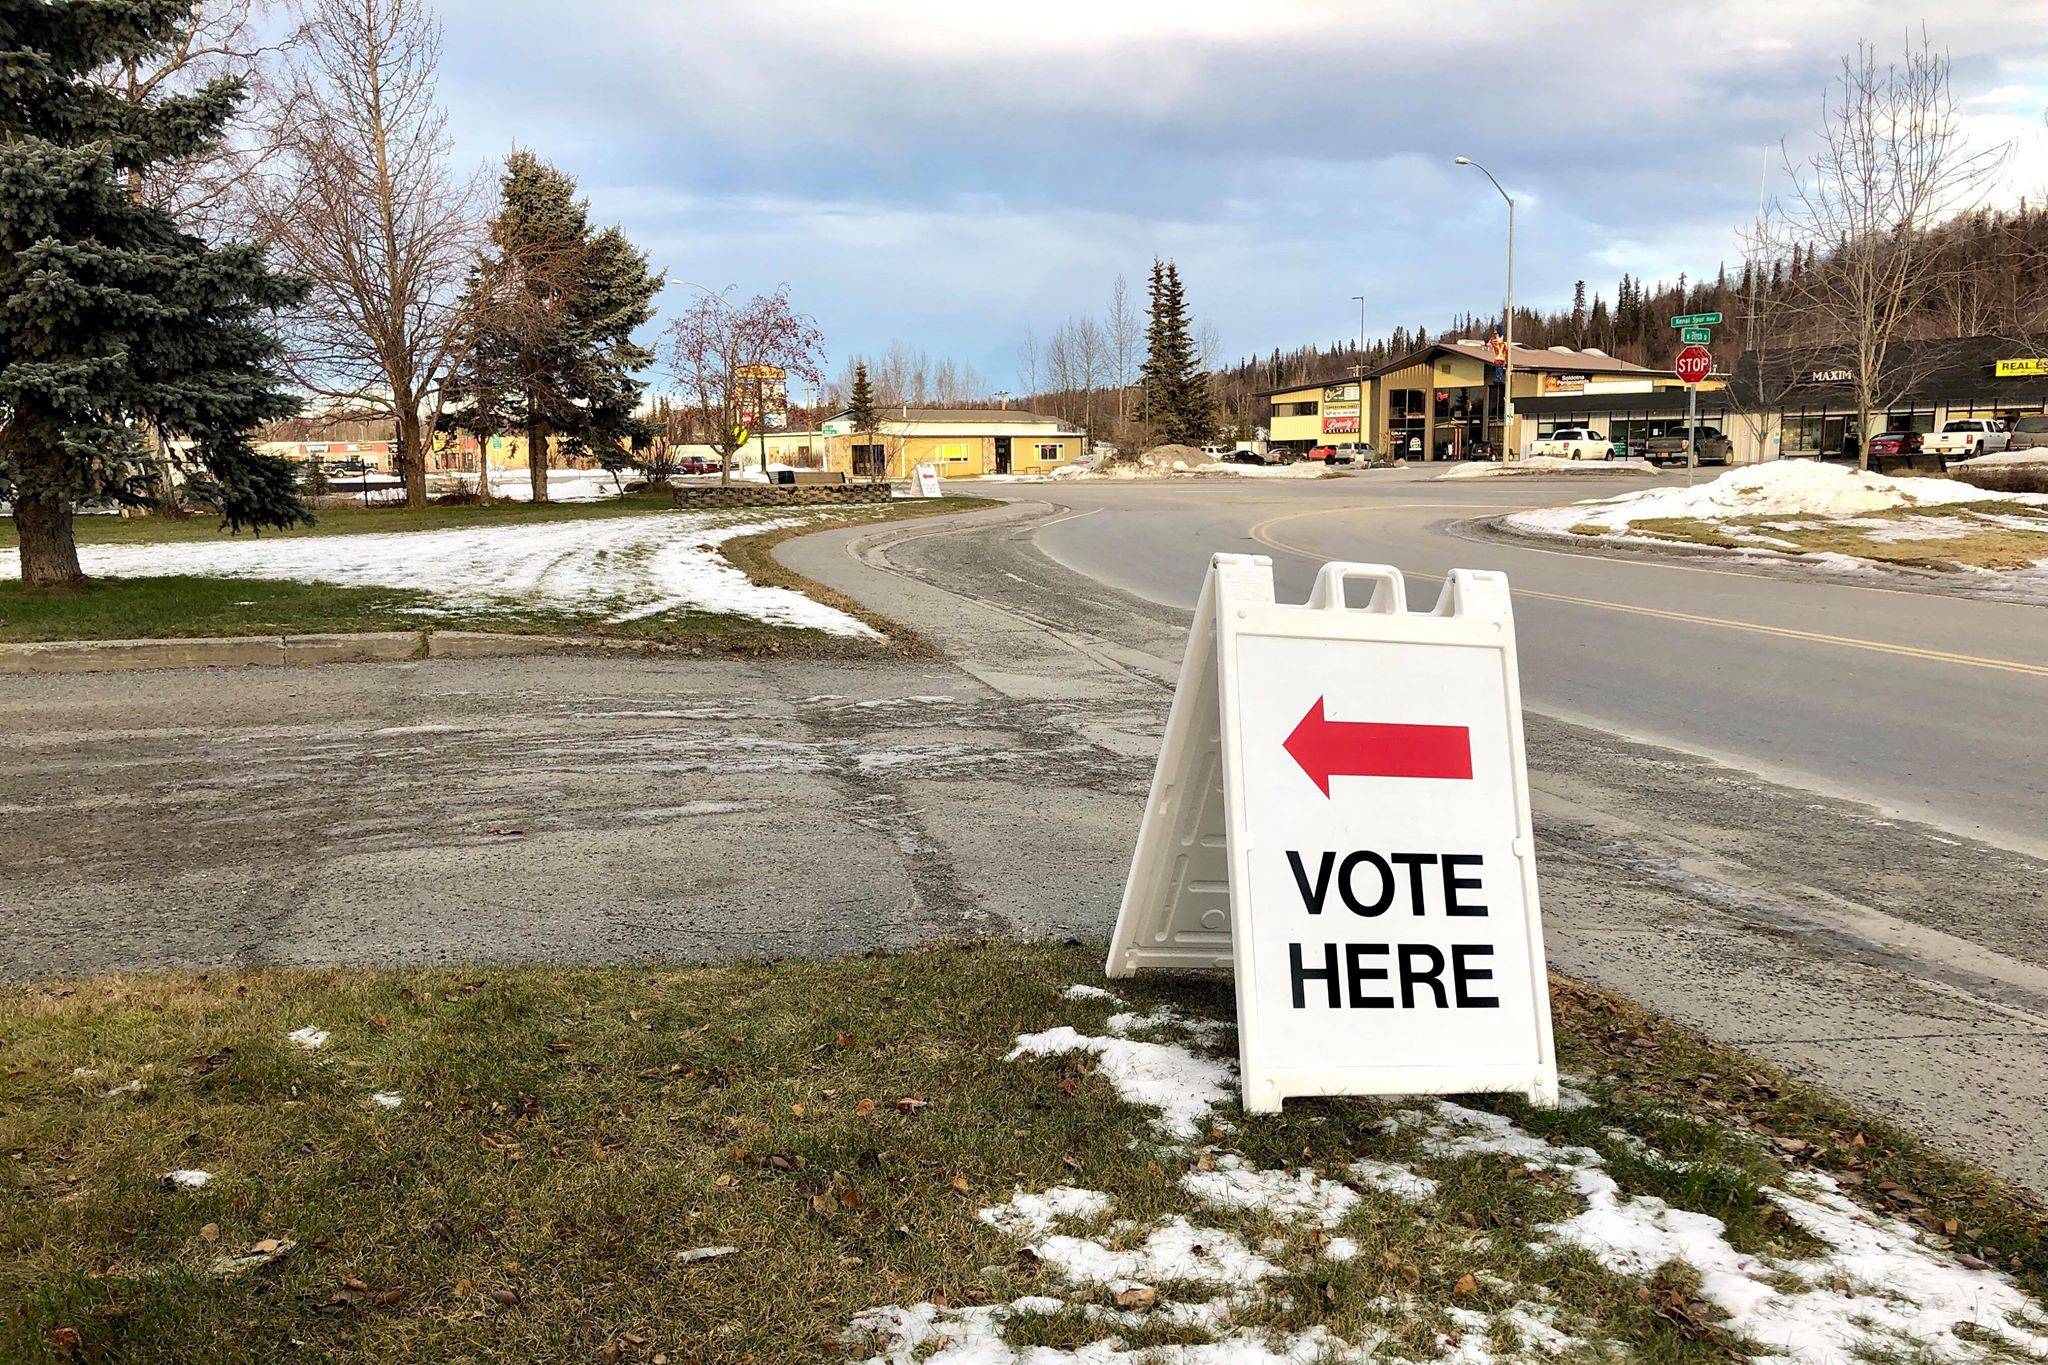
[1006,1007,1235,1141]
[4,510,878,637]
[1422,1102,2048,1364]
[1505,458,2042,537]
[286,1026,329,1050]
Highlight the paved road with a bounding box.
[996,468,2048,856]
[781,494,2048,1189]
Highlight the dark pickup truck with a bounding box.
[1641,425,1733,466]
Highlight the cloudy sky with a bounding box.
[430,1,2048,390]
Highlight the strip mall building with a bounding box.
[1263,334,2048,463]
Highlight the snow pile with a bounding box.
[1007,1010,1234,1141]
[1507,458,2033,537]
[6,510,879,638]
[1437,455,1659,480]
[1190,460,1334,479]
[430,467,631,502]
[286,1026,329,1050]
[1421,1103,2048,1364]
[1954,447,2048,468]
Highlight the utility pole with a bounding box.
[1455,157,1516,460]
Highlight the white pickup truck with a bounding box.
[1526,426,1613,460]
[1925,418,2012,459]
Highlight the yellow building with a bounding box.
[818,407,1085,478]
[1263,341,1677,461]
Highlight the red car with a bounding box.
[1864,431,1924,457]
[675,455,717,475]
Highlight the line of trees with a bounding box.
[4,0,834,588]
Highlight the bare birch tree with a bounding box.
[1107,273,1139,421]
[1778,32,2007,465]
[262,0,483,506]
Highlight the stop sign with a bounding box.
[1674,344,1713,386]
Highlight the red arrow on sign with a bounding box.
[1282,697,1473,796]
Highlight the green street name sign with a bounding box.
[1670,311,1723,327]
[1680,326,1713,344]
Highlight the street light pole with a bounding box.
[1351,294,1366,447]
[1455,157,1516,460]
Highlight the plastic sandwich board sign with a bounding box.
[1106,554,1559,1113]
[913,463,943,499]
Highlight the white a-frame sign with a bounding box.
[1107,554,1558,1113]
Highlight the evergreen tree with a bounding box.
[847,361,879,479]
[1,0,308,588]
[1137,259,1211,446]
[444,153,661,502]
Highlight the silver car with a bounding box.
[2008,415,2048,451]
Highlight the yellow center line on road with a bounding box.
[1248,507,2048,680]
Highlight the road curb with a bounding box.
[0,629,647,676]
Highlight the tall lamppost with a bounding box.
[1454,157,1516,459]
[1350,294,1367,450]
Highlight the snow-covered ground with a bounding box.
[1505,459,2040,537]
[1436,455,1661,480]
[849,993,2048,1364]
[1954,447,2048,469]
[4,510,878,637]
[1042,459,1335,482]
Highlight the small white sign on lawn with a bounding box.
[1107,554,1559,1113]
[913,463,943,499]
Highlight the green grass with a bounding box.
[0,497,992,653]
[4,947,2042,1363]
[0,492,686,551]
[0,576,437,643]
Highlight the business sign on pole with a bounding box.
[1673,345,1713,386]
[1106,554,1560,1113]
[913,462,943,498]
[734,364,789,430]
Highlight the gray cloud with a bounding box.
[435,1,2048,382]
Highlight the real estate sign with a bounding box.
[1322,383,1361,435]
[1995,358,2048,378]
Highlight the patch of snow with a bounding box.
[847,1300,1361,1364]
[1060,984,1123,1003]
[1347,1157,1439,1202]
[1323,1236,1360,1262]
[164,1169,213,1188]
[1104,1006,1229,1046]
[2,510,878,638]
[1506,458,2041,539]
[368,1092,403,1110]
[1031,1216,1281,1289]
[1181,1154,1360,1225]
[287,1026,330,1050]
[1437,456,1659,479]
[1189,460,1335,479]
[977,1186,1113,1238]
[1007,1025,1234,1141]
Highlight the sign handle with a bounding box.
[1306,562,1407,614]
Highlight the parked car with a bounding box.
[1642,426,1734,466]
[1330,442,1375,465]
[1863,430,1925,457]
[675,455,717,475]
[1305,445,1336,462]
[1925,418,2012,459]
[2008,416,2048,452]
[1526,426,1611,460]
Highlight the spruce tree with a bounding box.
[1135,258,1211,447]
[1,0,308,588]
[444,153,661,502]
[846,362,879,479]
